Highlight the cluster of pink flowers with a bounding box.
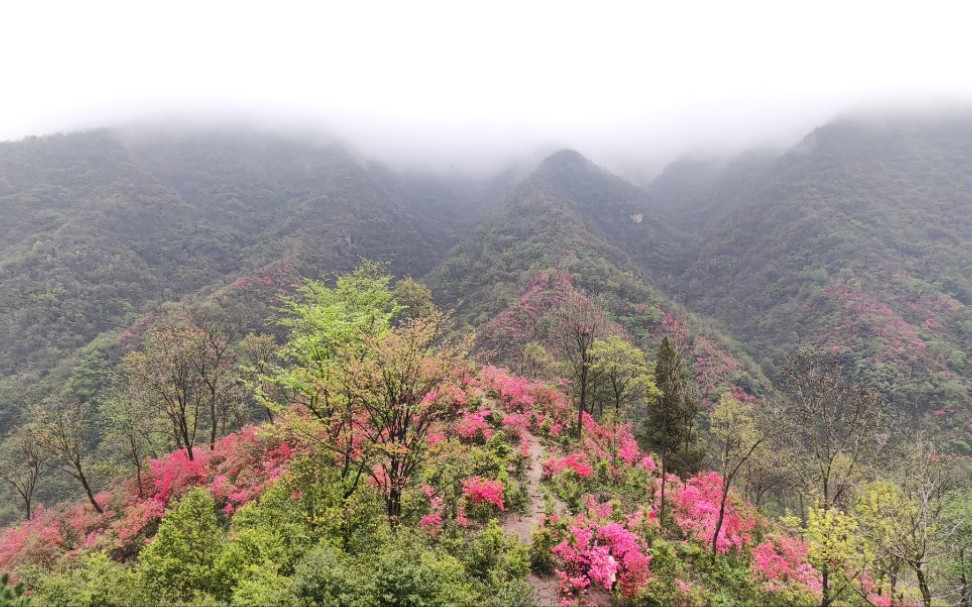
[637,455,656,472]
[551,501,652,604]
[0,424,301,571]
[478,365,574,435]
[418,484,447,534]
[455,409,493,442]
[461,476,506,511]
[543,453,593,479]
[751,534,821,595]
[501,412,530,437]
[582,414,639,466]
[673,471,754,554]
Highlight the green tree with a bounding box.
[516,341,556,382]
[941,488,972,607]
[788,504,871,607]
[122,324,207,461]
[270,263,467,522]
[854,479,910,605]
[99,373,168,498]
[138,487,224,602]
[706,393,769,558]
[394,276,436,322]
[642,337,702,521]
[0,425,44,520]
[590,335,656,415]
[556,288,608,436]
[342,313,469,521]
[780,351,882,607]
[31,401,102,514]
[238,332,281,423]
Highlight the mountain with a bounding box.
[427,148,771,399]
[645,111,972,435]
[0,128,507,424]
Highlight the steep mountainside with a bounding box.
[0,128,505,422]
[645,112,972,431]
[427,149,771,399]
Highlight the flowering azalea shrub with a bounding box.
[0,424,300,572]
[544,453,594,479]
[549,499,652,605]
[581,413,639,467]
[462,476,506,512]
[456,409,493,442]
[479,365,575,436]
[751,533,821,597]
[672,471,754,555]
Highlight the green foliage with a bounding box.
[529,524,558,574]
[590,334,657,415]
[371,531,478,607]
[462,520,529,582]
[642,337,703,479]
[24,553,132,607]
[288,541,373,607]
[137,488,224,603]
[0,573,29,607]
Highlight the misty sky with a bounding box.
[4,0,972,174]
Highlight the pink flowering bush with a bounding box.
[0,423,301,572]
[543,453,593,479]
[550,500,652,604]
[479,365,574,435]
[751,534,821,596]
[672,471,754,554]
[455,410,493,442]
[462,476,506,512]
[582,413,639,467]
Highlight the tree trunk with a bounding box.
[960,549,971,607]
[711,484,730,558]
[659,443,668,523]
[577,364,588,437]
[914,563,932,607]
[387,486,402,526]
[135,459,144,499]
[821,565,831,607]
[78,469,103,514]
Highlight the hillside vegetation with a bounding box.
[1,111,972,606]
[646,112,972,438]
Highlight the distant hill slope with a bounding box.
[645,111,972,430]
[0,128,506,422]
[426,149,772,399]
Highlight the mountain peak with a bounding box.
[538,148,593,171]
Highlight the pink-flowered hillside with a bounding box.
[0,363,821,607]
[480,271,766,406]
[0,425,302,573]
[423,364,821,606]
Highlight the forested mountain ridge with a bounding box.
[643,112,972,436]
[426,148,771,400]
[0,128,507,424]
[2,112,972,606]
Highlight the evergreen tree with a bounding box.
[641,337,702,521]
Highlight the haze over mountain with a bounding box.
[3,104,972,606]
[2,106,970,433]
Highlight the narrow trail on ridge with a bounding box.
[506,432,550,544]
[504,431,562,607]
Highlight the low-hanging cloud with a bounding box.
[3,1,972,179]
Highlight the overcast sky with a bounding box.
[3,0,972,175]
